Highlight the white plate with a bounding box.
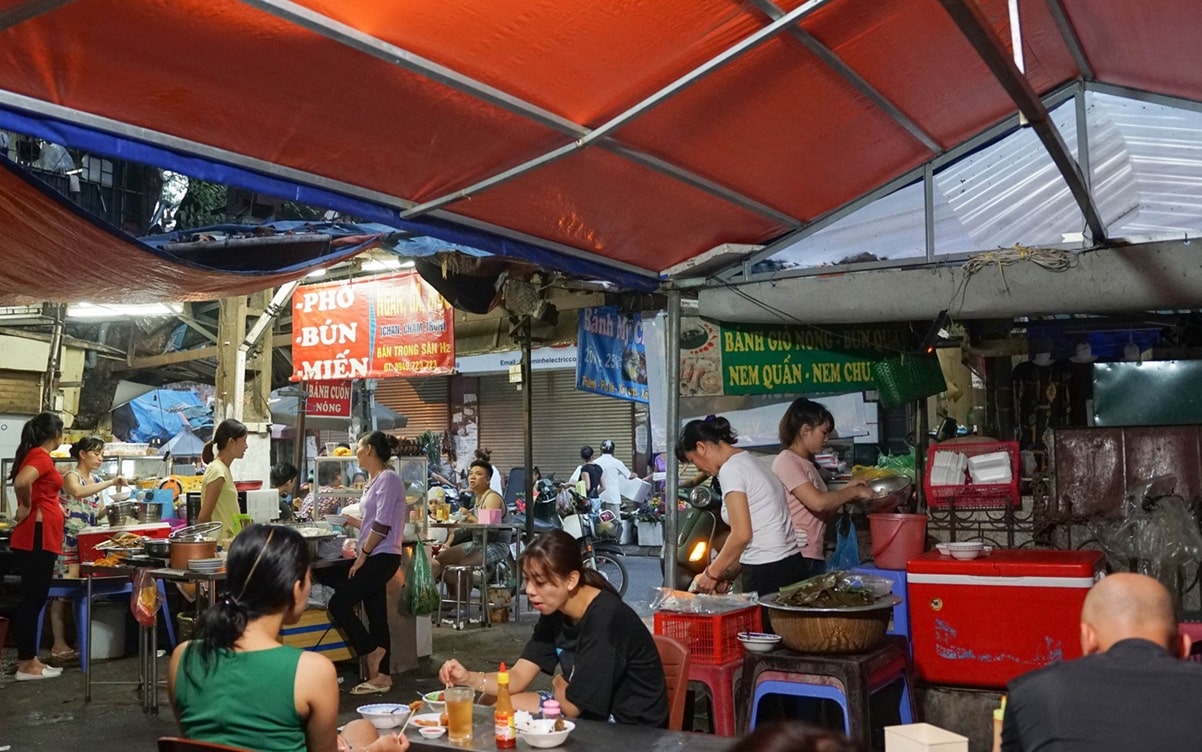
[936,543,994,557]
[410,713,444,729]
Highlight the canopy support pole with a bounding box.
[522,317,535,544]
[939,0,1106,244]
[662,290,682,586]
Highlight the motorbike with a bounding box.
[512,482,629,596]
[664,479,733,591]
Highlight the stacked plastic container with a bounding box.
[924,441,1020,509]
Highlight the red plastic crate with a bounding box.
[653,605,761,665]
[924,441,1020,509]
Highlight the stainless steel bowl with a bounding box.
[143,539,171,557]
[847,475,913,513]
[131,501,163,523]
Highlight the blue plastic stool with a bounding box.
[739,635,916,740]
[38,579,176,669]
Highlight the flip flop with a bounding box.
[51,648,79,661]
[350,680,391,695]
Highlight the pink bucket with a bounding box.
[868,513,927,570]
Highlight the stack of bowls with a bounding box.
[939,541,988,560]
[187,557,224,573]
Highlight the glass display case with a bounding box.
[1,454,167,516]
[310,455,427,540]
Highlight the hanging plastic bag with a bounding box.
[131,568,159,627]
[829,514,861,570]
[406,544,441,616]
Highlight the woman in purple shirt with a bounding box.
[328,431,406,695]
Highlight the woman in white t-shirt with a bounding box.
[675,416,806,597]
[771,398,875,574]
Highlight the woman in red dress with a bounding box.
[9,412,66,680]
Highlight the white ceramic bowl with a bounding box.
[418,726,446,740]
[737,631,782,653]
[356,704,410,730]
[518,720,575,748]
[949,548,982,560]
[945,541,984,550]
[325,514,348,526]
[421,690,446,711]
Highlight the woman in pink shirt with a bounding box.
[771,399,874,573]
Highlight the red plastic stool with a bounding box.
[686,655,742,736]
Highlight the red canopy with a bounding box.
[0,0,1199,285]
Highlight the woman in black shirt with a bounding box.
[438,530,667,727]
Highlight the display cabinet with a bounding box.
[310,455,427,540]
[1,453,167,516]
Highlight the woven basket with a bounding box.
[762,597,896,654]
[871,354,947,409]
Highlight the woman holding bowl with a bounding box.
[438,529,667,727]
[675,416,807,597]
[51,435,125,661]
[328,431,406,695]
[772,398,875,576]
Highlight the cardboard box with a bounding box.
[619,477,651,504]
[885,724,968,752]
[477,508,502,524]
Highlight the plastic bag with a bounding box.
[649,586,758,614]
[131,568,159,627]
[876,447,917,482]
[406,544,441,616]
[829,514,860,569]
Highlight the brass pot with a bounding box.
[169,540,217,569]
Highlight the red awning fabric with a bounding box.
[0,157,363,303]
[0,0,1199,286]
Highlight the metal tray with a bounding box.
[760,592,901,614]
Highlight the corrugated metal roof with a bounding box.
[764,90,1202,271]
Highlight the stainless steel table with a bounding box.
[429,522,521,626]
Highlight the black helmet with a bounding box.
[600,439,615,454]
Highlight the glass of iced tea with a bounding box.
[444,685,474,744]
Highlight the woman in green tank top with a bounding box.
[167,524,409,752]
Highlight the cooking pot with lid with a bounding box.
[169,522,222,568]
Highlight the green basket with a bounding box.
[871,354,947,408]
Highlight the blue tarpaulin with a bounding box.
[125,389,210,444]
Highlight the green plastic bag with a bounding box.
[406,544,441,616]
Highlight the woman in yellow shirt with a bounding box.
[199,419,249,540]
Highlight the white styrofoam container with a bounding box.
[91,600,128,660]
[885,723,968,752]
[618,477,652,504]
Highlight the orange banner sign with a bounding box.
[291,271,455,381]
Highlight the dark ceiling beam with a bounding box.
[116,332,292,370]
[1044,0,1094,80]
[748,0,941,153]
[939,0,1106,243]
[0,0,75,33]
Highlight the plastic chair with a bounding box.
[37,578,176,669]
[687,656,742,736]
[739,635,916,739]
[158,737,253,752]
[653,634,690,731]
[438,564,486,629]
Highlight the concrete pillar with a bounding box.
[215,293,273,487]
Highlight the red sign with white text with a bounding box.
[291,271,455,381]
[305,380,353,417]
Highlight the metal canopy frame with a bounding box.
[0,0,1198,289]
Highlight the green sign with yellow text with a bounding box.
[679,318,909,397]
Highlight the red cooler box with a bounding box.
[78,522,171,562]
[907,549,1104,688]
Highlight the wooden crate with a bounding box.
[280,608,354,662]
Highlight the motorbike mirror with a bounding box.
[689,486,714,509]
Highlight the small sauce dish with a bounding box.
[418,726,447,740]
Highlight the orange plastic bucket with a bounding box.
[868,513,927,570]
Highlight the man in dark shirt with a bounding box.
[1002,573,1202,752]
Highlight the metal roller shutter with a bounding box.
[478,371,634,484]
[374,376,450,435]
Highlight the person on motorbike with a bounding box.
[438,529,667,726]
[772,398,875,574]
[432,459,511,607]
[675,416,808,597]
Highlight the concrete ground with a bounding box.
[0,611,543,752]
